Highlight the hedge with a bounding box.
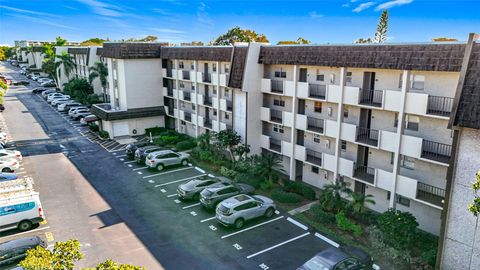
[99,130,109,139]
[283,181,316,200]
[145,127,168,136]
[235,173,261,188]
[89,124,99,132]
[309,204,336,224]
[271,189,303,203]
[175,139,197,151]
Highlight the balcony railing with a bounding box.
[269,138,282,153]
[271,80,284,94]
[359,89,383,107]
[204,119,212,129]
[416,182,445,207]
[166,88,173,97]
[356,127,379,147]
[307,117,324,133]
[353,165,375,184]
[270,109,283,123]
[166,69,172,77]
[421,140,452,164]
[182,70,190,80]
[227,100,233,111]
[204,96,213,106]
[306,149,322,167]
[427,96,454,117]
[184,112,192,122]
[309,84,326,100]
[183,91,191,101]
[203,73,212,83]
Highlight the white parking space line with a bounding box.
[116,155,127,158]
[200,216,216,223]
[221,216,285,239]
[109,149,125,153]
[195,167,205,173]
[182,203,201,209]
[286,217,308,230]
[124,160,136,164]
[133,166,147,171]
[314,233,340,248]
[167,193,178,198]
[0,226,51,241]
[154,174,206,187]
[143,167,194,179]
[128,164,133,167]
[246,232,310,259]
[110,144,126,151]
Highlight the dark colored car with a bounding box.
[31,87,51,94]
[12,80,29,86]
[199,183,255,209]
[297,246,373,270]
[125,141,151,160]
[134,145,163,164]
[0,236,46,266]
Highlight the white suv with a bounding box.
[145,150,190,171]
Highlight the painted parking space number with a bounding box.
[259,263,270,270]
[190,211,197,216]
[209,225,217,231]
[233,243,242,250]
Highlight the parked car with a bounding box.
[51,98,71,106]
[0,236,46,266]
[30,75,39,81]
[125,142,150,160]
[40,81,56,87]
[145,150,190,171]
[134,145,164,164]
[41,89,57,98]
[0,149,22,161]
[31,87,50,94]
[71,109,91,120]
[177,177,230,201]
[79,114,98,125]
[0,159,19,172]
[297,246,373,270]
[58,102,82,112]
[37,78,52,83]
[68,106,89,117]
[200,183,255,209]
[12,80,29,85]
[216,194,276,228]
[0,172,17,181]
[47,94,70,103]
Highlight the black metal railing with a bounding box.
[359,89,383,107]
[421,140,452,164]
[270,109,283,123]
[203,73,212,83]
[227,101,233,111]
[166,68,172,77]
[356,127,379,146]
[307,117,325,133]
[417,182,445,207]
[183,91,191,101]
[354,165,375,184]
[269,138,282,152]
[306,149,322,166]
[309,84,326,99]
[204,96,213,106]
[204,120,212,129]
[271,80,284,94]
[166,88,173,96]
[184,112,192,122]
[427,96,454,117]
[182,70,190,80]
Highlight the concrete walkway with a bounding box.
[288,201,318,215]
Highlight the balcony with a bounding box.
[271,79,284,94]
[269,138,282,153]
[182,70,191,80]
[358,89,383,107]
[416,182,445,207]
[204,96,213,106]
[91,103,165,121]
[183,91,192,102]
[270,109,283,123]
[353,165,375,184]
[356,127,379,147]
[184,112,192,122]
[163,87,173,97]
[204,119,212,129]
[421,140,451,164]
[309,84,326,100]
[203,73,212,83]
[306,149,322,167]
[227,100,233,111]
[307,117,324,134]
[427,96,454,117]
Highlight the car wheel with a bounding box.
[234,218,245,229]
[18,220,32,231]
[264,208,275,218]
[2,168,12,173]
[156,164,164,171]
[181,159,188,166]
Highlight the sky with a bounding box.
[0,0,478,46]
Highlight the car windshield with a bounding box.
[303,257,331,270]
[203,189,213,197]
[217,205,230,215]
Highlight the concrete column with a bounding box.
[389,70,410,208]
[333,67,347,183]
[215,61,221,131]
[174,59,181,131]
[193,60,199,137]
[289,65,299,180]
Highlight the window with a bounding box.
[213,86,217,95]
[394,113,399,127]
[213,63,217,72]
[274,69,287,78]
[192,104,196,110]
[345,71,353,83]
[179,82,185,89]
[191,63,195,70]
[405,115,419,131]
[273,124,284,134]
[181,120,186,125]
[398,73,403,88]
[387,191,391,200]
[311,166,319,174]
[390,152,395,165]
[411,74,425,90]
[225,64,230,73]
[213,110,217,116]
[400,155,415,169]
[316,70,324,82]
[341,140,347,151]
[273,98,285,107]
[191,84,195,91]
[313,134,321,143]
[330,73,336,84]
[225,112,229,120]
[314,101,322,113]
[179,62,184,69]
[343,106,349,118]
[396,195,411,207]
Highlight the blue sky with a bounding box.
[0,0,478,45]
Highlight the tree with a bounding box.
[377,208,419,249]
[124,36,158,42]
[318,181,352,213]
[348,192,376,213]
[432,37,458,42]
[213,129,250,167]
[212,26,269,45]
[56,52,75,84]
[277,37,311,45]
[89,259,145,270]
[63,78,94,104]
[254,153,285,185]
[373,10,389,43]
[181,41,205,46]
[42,58,58,84]
[89,61,109,101]
[0,46,14,60]
[354,37,373,44]
[55,36,67,46]
[468,170,480,216]
[81,38,106,46]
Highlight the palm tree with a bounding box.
[319,181,352,213]
[88,61,109,102]
[55,52,75,87]
[349,192,376,214]
[255,153,285,184]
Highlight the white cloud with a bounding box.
[197,2,212,27]
[375,0,414,10]
[342,3,350,8]
[151,28,185,34]
[353,2,375,12]
[11,14,77,30]
[309,11,324,18]
[76,0,122,17]
[0,5,55,17]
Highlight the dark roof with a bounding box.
[68,47,89,54]
[228,46,248,89]
[100,43,166,59]
[160,47,233,61]
[32,46,45,53]
[91,104,166,121]
[258,43,466,71]
[96,47,103,56]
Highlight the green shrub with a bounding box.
[260,180,274,190]
[89,124,99,132]
[176,139,197,151]
[336,211,362,237]
[145,127,168,136]
[283,181,316,200]
[235,173,260,188]
[366,226,412,263]
[220,166,237,179]
[153,137,165,146]
[377,208,419,249]
[309,204,336,224]
[271,189,303,203]
[351,209,380,226]
[98,130,109,139]
[160,135,180,145]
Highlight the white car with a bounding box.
[51,98,71,106]
[31,75,39,81]
[37,78,51,83]
[0,149,22,161]
[47,94,69,103]
[0,159,19,172]
[68,107,89,117]
[58,102,82,112]
[80,115,98,125]
[41,89,57,98]
[72,109,91,120]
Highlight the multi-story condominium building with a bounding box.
[91,37,480,237]
[14,40,80,47]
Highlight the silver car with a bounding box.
[216,194,276,228]
[145,150,190,171]
[177,177,229,200]
[200,183,255,209]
